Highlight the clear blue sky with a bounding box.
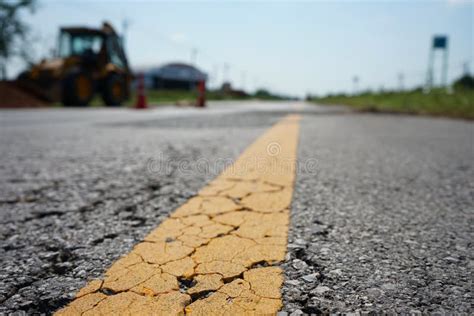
[13,0,474,96]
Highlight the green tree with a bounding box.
[0,0,36,79]
[453,74,474,90]
[254,89,271,98]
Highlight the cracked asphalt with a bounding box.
[55,114,300,315]
[0,101,472,314]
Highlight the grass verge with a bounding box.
[312,88,474,120]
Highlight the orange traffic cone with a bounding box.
[135,73,147,109]
[196,80,206,108]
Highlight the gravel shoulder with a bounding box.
[283,114,473,314]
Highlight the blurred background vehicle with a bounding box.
[17,22,131,106]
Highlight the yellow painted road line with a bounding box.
[56,114,301,315]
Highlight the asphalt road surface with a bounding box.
[0,101,472,314]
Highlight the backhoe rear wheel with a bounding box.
[102,74,126,106]
[62,72,95,106]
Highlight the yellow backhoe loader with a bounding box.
[18,22,132,106]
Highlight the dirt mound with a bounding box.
[0,81,48,108]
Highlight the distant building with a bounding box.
[137,63,207,91]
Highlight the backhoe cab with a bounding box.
[18,22,131,106]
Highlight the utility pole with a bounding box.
[241,71,246,91]
[398,73,405,92]
[352,76,359,95]
[253,76,258,93]
[442,43,449,87]
[440,37,450,93]
[426,48,434,92]
[462,61,470,76]
[187,48,197,90]
[190,48,198,66]
[223,63,230,83]
[212,64,219,90]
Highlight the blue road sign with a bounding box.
[433,36,448,49]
